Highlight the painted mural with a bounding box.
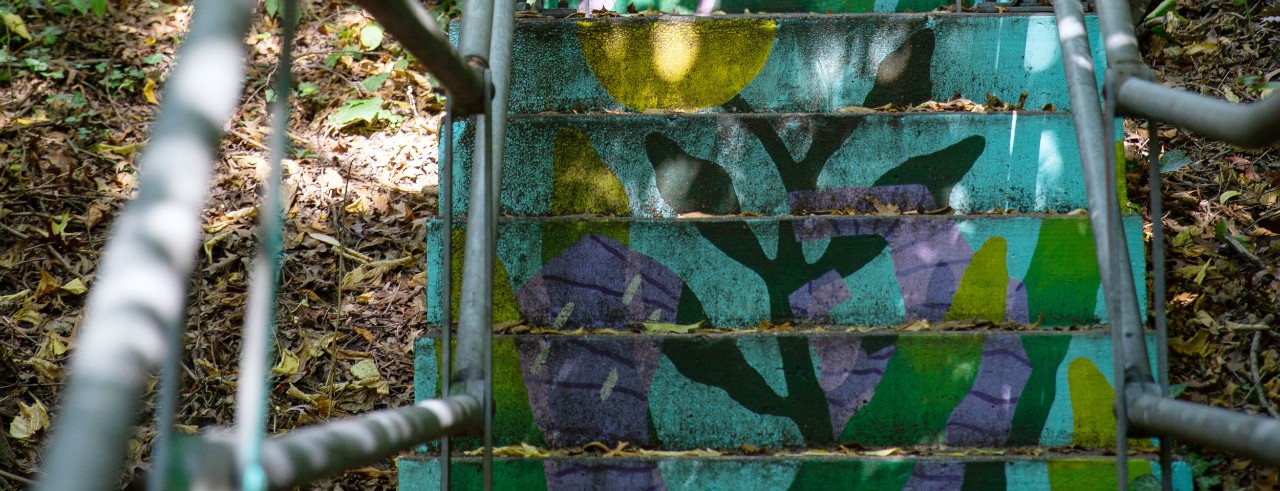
[501,16,1106,113]
[413,333,1164,450]
[426,216,1146,328]
[539,0,957,15]
[455,114,1094,216]
[400,457,1191,490]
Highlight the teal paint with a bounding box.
[1006,335,1071,446]
[629,221,773,326]
[502,16,1106,114]
[1155,461,1194,491]
[956,219,1040,281]
[654,336,832,446]
[1004,460,1052,489]
[397,458,548,491]
[397,458,437,491]
[658,460,802,490]
[414,337,438,402]
[426,217,1146,327]
[787,460,914,490]
[650,349,809,447]
[453,113,1091,217]
[411,332,1164,449]
[398,456,1194,489]
[1040,333,1163,447]
[826,246,906,325]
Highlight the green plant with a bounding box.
[326,97,404,129]
[1238,75,1278,98]
[93,61,145,95]
[1186,451,1223,491]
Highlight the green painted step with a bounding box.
[425,216,1145,328]
[501,15,1104,113]
[414,332,1160,449]
[399,455,1192,490]
[450,112,1117,216]
[539,0,972,14]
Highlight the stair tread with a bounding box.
[499,14,1106,113]
[398,453,1194,490]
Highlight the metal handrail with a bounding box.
[34,0,510,487]
[349,0,487,116]
[1055,0,1280,488]
[1095,0,1280,148]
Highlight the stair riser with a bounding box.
[450,113,1117,216]
[537,0,964,15]
[426,216,1146,328]
[399,456,1190,490]
[502,16,1104,113]
[415,333,1159,449]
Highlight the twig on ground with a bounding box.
[0,467,34,486]
[1220,233,1267,268]
[1249,331,1280,418]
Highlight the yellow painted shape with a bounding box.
[578,19,776,111]
[451,229,521,323]
[1068,358,1116,447]
[551,126,631,216]
[945,237,1008,322]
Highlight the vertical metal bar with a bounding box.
[34,2,257,489]
[460,0,495,64]
[483,3,513,487]
[1103,73,1131,491]
[1147,122,1173,491]
[148,287,186,490]
[481,68,496,491]
[439,98,455,490]
[235,1,296,489]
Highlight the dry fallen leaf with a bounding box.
[8,399,50,440]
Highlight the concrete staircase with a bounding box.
[401,5,1194,489]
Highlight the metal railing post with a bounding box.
[1064,0,1280,476]
[234,0,297,489]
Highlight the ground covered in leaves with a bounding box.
[2,1,444,488]
[0,0,1277,489]
[1136,0,1280,487]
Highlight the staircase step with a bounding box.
[535,0,982,15]
[398,454,1193,490]
[426,216,1145,328]
[502,15,1104,113]
[451,112,1112,216]
[414,331,1160,449]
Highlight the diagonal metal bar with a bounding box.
[348,0,486,116]
[1147,120,1174,491]
[254,396,481,489]
[1095,0,1280,148]
[34,1,258,489]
